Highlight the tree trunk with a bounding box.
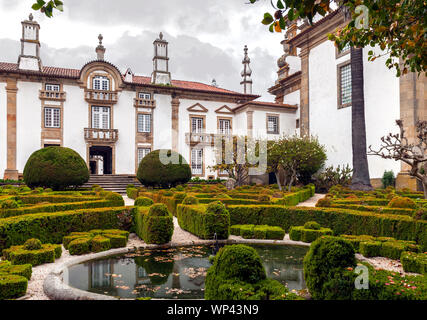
[350,47,373,191]
[275,172,282,191]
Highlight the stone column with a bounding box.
[171,97,180,152]
[396,71,427,191]
[4,78,19,180]
[299,46,310,137]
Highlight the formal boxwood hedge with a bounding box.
[134,197,154,207]
[0,207,128,252]
[0,274,28,300]
[205,244,302,300]
[135,204,173,244]
[289,224,333,243]
[23,146,89,190]
[400,252,427,274]
[230,224,285,240]
[3,238,62,266]
[0,198,124,219]
[137,149,191,188]
[227,205,427,250]
[0,260,32,280]
[176,203,230,240]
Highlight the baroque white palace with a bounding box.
[0,14,299,182]
[0,12,425,190]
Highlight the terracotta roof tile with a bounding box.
[0,62,249,96]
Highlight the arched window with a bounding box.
[93,76,110,91]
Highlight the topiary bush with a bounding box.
[23,146,89,190]
[182,196,199,205]
[135,204,174,244]
[304,221,321,230]
[303,236,356,299]
[206,201,228,215]
[388,196,418,209]
[315,197,332,208]
[3,238,62,266]
[134,197,154,207]
[137,149,191,188]
[0,200,19,209]
[205,245,301,300]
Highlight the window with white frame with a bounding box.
[218,119,231,135]
[267,115,279,134]
[339,63,352,107]
[44,107,60,128]
[138,148,151,164]
[92,106,110,129]
[191,148,203,175]
[45,83,60,91]
[138,92,151,100]
[191,117,204,133]
[137,114,151,133]
[93,76,110,91]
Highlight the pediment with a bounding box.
[215,105,234,114]
[187,103,208,113]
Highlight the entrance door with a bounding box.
[92,106,111,139]
[89,146,112,175]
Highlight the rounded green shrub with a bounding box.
[206,201,228,215]
[0,199,19,209]
[22,238,42,251]
[182,196,199,205]
[23,146,89,190]
[304,221,321,230]
[388,196,418,209]
[315,197,332,207]
[303,236,356,300]
[148,203,170,217]
[137,149,191,187]
[209,245,266,284]
[105,192,123,202]
[134,197,154,207]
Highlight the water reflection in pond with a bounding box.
[65,244,308,299]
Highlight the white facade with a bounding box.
[0,16,299,181]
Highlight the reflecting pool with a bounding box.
[65,244,308,299]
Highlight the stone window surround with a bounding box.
[40,81,64,148]
[190,147,205,177]
[189,114,206,133]
[337,60,352,109]
[266,113,280,134]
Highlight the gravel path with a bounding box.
[297,193,325,207]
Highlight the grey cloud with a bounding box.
[0,24,277,100]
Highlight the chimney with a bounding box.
[96,34,106,60]
[240,45,252,94]
[151,32,171,85]
[18,13,42,71]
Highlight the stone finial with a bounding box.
[211,79,218,87]
[240,45,253,94]
[159,32,163,40]
[29,13,33,21]
[96,34,106,60]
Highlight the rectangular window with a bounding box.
[137,114,151,133]
[191,148,203,175]
[218,119,231,135]
[267,115,279,134]
[45,83,60,91]
[191,117,204,133]
[339,63,352,108]
[138,148,151,164]
[93,76,110,91]
[296,119,300,129]
[92,106,110,129]
[44,107,60,128]
[138,92,151,100]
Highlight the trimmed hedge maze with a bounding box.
[0,185,130,299]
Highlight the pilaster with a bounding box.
[299,46,310,136]
[171,97,180,152]
[4,78,18,180]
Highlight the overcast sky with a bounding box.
[0,0,286,101]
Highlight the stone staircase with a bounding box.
[82,175,142,194]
